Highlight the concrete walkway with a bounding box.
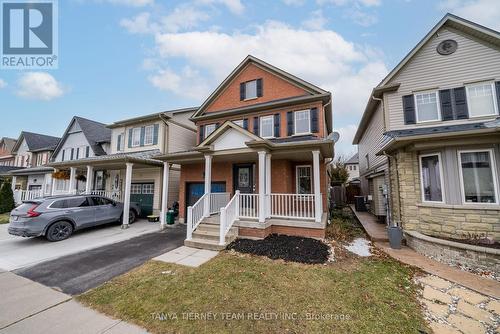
[350,207,500,299]
[0,271,147,333]
[153,246,218,267]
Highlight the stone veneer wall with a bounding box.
[389,149,500,242]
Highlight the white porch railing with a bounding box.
[269,193,317,220]
[84,190,123,201]
[239,193,259,218]
[209,192,230,214]
[13,189,45,204]
[186,193,207,240]
[219,190,240,245]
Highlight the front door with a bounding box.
[130,183,154,217]
[233,164,254,193]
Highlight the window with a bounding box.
[144,125,154,145]
[132,127,141,147]
[296,166,312,194]
[415,91,440,122]
[142,184,154,194]
[244,80,257,100]
[259,115,274,138]
[353,165,357,171]
[204,124,217,139]
[51,197,89,209]
[458,150,499,204]
[466,83,498,117]
[131,184,142,194]
[294,110,311,135]
[233,120,244,127]
[91,197,113,206]
[419,153,444,203]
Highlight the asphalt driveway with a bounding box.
[0,220,161,271]
[15,225,185,295]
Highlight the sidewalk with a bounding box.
[0,270,147,333]
[349,206,500,299]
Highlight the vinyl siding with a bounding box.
[167,122,196,153]
[358,104,387,176]
[110,121,166,154]
[386,27,500,130]
[167,169,180,204]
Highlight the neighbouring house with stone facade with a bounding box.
[9,131,61,202]
[353,14,500,273]
[47,109,197,225]
[157,55,334,250]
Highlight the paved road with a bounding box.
[15,224,186,295]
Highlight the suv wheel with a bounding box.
[128,210,137,224]
[46,221,73,242]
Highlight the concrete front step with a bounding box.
[184,237,235,251]
[192,229,238,242]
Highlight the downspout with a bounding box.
[323,95,334,164]
[159,114,170,154]
[382,150,401,228]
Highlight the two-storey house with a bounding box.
[10,131,60,202]
[48,109,197,226]
[158,56,334,250]
[0,137,17,167]
[345,153,359,182]
[354,14,500,270]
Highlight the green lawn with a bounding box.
[0,212,10,224]
[78,252,428,334]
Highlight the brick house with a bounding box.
[353,14,500,271]
[157,55,334,250]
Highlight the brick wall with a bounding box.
[390,149,500,241]
[239,225,325,239]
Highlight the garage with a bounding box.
[130,183,154,218]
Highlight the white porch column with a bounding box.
[203,155,212,217]
[51,175,56,196]
[265,153,272,218]
[85,166,94,193]
[122,162,133,228]
[160,162,170,229]
[258,151,266,223]
[11,176,16,192]
[69,167,77,194]
[312,150,322,223]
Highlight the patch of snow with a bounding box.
[344,238,372,257]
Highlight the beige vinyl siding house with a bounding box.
[353,14,500,273]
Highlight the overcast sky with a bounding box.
[1,0,499,159]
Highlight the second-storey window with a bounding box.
[260,115,274,138]
[458,150,498,204]
[294,110,311,135]
[132,128,141,147]
[144,125,154,145]
[244,80,257,100]
[420,153,444,203]
[233,120,244,127]
[466,82,498,117]
[204,124,217,139]
[415,91,440,122]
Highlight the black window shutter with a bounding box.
[453,87,469,119]
[310,107,319,133]
[273,113,280,137]
[62,150,65,161]
[256,79,263,97]
[439,89,453,121]
[153,124,159,145]
[243,118,248,130]
[253,117,259,136]
[199,125,204,143]
[128,129,133,148]
[240,82,246,101]
[71,148,74,160]
[402,95,416,125]
[495,81,500,112]
[117,135,121,151]
[76,148,80,159]
[287,111,294,136]
[86,146,90,157]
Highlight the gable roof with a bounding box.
[353,13,500,144]
[108,107,198,129]
[197,121,262,148]
[191,55,328,119]
[346,153,359,164]
[12,131,61,153]
[52,116,112,158]
[0,137,17,152]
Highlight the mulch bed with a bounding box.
[227,234,330,264]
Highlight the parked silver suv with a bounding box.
[8,195,141,241]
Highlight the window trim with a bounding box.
[232,119,244,127]
[457,148,499,205]
[144,125,154,146]
[295,165,312,195]
[419,152,446,204]
[414,90,441,123]
[465,81,499,118]
[293,109,311,136]
[244,80,258,101]
[131,127,141,147]
[204,123,217,139]
[259,115,275,139]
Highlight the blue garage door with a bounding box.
[186,182,226,211]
